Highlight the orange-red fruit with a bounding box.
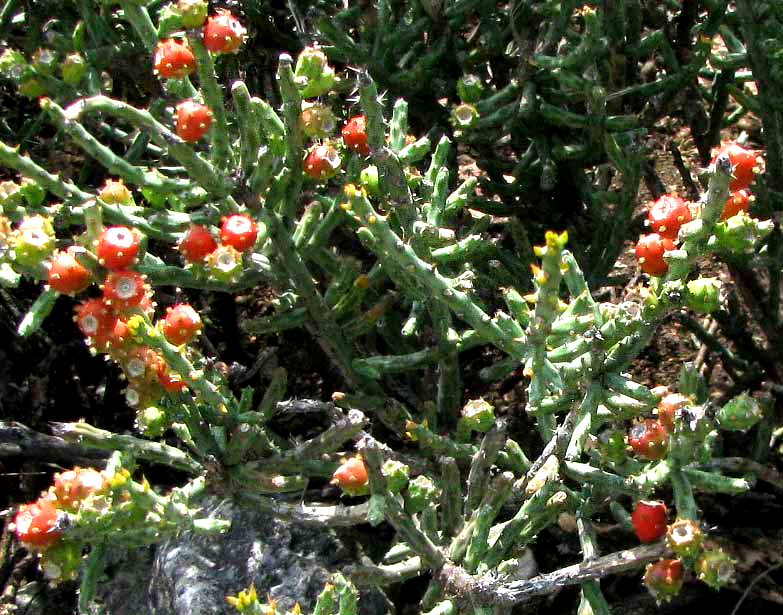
[96,226,141,270]
[635,233,675,277]
[720,189,753,221]
[220,214,258,252]
[332,456,368,491]
[156,358,186,392]
[13,498,62,547]
[154,39,196,79]
[102,270,149,312]
[632,500,668,543]
[657,393,689,431]
[711,141,760,192]
[203,10,246,53]
[162,303,202,345]
[176,100,213,142]
[647,193,692,240]
[628,418,669,460]
[304,144,341,180]
[94,316,131,354]
[341,115,370,156]
[52,468,108,510]
[48,248,91,294]
[644,558,684,602]
[179,224,217,263]
[74,298,116,341]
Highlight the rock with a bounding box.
[89,497,387,614]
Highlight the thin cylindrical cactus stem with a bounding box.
[670,464,698,521]
[439,457,463,539]
[52,421,202,474]
[259,206,375,392]
[482,479,561,569]
[342,185,527,360]
[465,422,507,516]
[525,230,569,420]
[389,98,409,152]
[278,409,368,458]
[186,30,234,171]
[683,467,751,494]
[275,53,305,223]
[565,382,602,460]
[231,81,262,178]
[431,300,462,423]
[463,471,514,574]
[576,512,612,615]
[562,462,647,497]
[350,557,425,587]
[64,96,232,196]
[117,0,158,50]
[357,70,386,152]
[41,98,192,193]
[0,139,92,202]
[360,436,446,570]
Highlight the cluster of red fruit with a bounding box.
[67,220,202,404]
[627,391,689,461]
[44,186,211,408]
[631,499,732,601]
[635,141,761,276]
[11,467,109,549]
[178,213,258,282]
[153,10,246,142]
[303,115,370,181]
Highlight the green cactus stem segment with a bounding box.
[332,392,414,438]
[63,97,232,197]
[439,457,462,539]
[464,471,514,574]
[17,288,57,337]
[669,464,698,521]
[525,230,569,417]
[357,78,413,214]
[465,423,507,516]
[350,556,425,587]
[482,479,562,570]
[41,99,191,194]
[576,513,611,615]
[117,0,158,50]
[51,421,202,474]
[431,300,462,422]
[389,98,409,152]
[562,462,647,497]
[682,467,752,494]
[228,467,308,494]
[398,137,433,166]
[342,185,527,361]
[277,408,368,459]
[360,436,446,570]
[565,382,602,460]
[405,421,478,464]
[186,31,234,171]
[274,54,305,223]
[231,81,262,178]
[77,543,105,612]
[0,140,92,203]
[259,207,372,392]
